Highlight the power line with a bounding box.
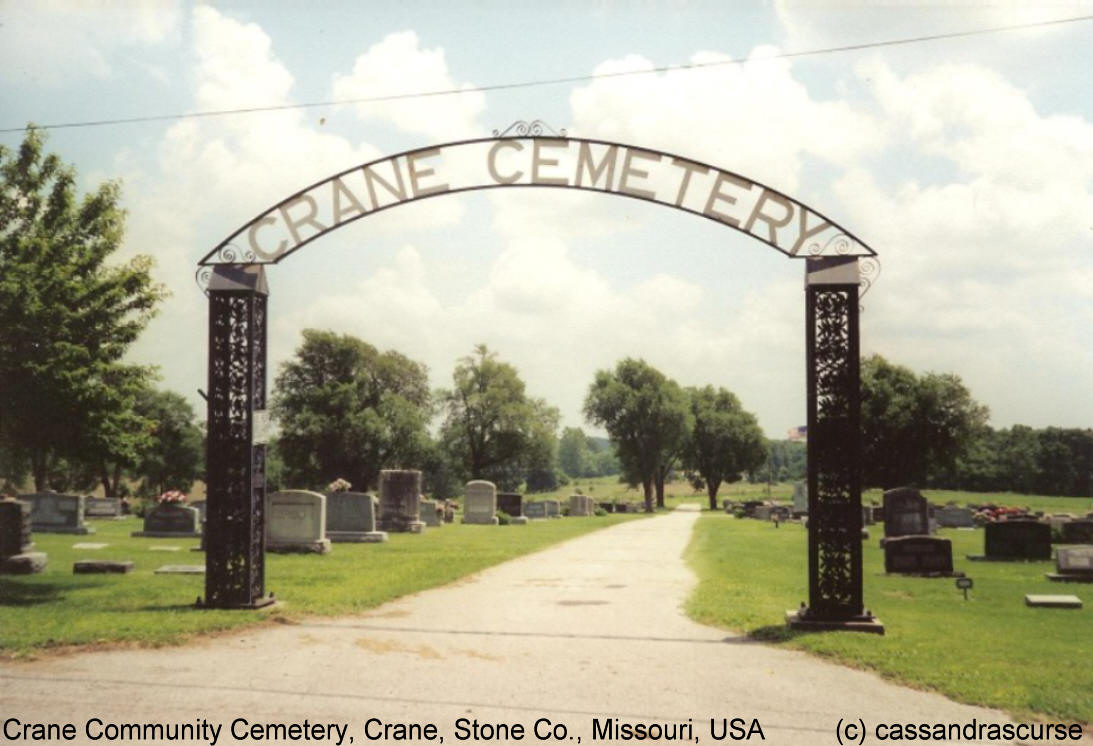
[3,13,1091,134]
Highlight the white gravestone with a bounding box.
[266,490,332,554]
[463,480,499,525]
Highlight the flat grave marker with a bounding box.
[1024,594,1082,609]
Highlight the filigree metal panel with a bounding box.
[806,284,864,620]
[204,280,270,608]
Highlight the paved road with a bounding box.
[0,507,1074,745]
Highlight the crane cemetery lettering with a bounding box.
[209,137,871,265]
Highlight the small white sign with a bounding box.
[253,409,270,445]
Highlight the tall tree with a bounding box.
[860,355,988,489]
[683,385,767,510]
[438,344,560,490]
[584,359,690,512]
[129,387,204,496]
[0,126,164,490]
[272,330,433,491]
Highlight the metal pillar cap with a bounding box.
[805,256,859,286]
[207,265,269,295]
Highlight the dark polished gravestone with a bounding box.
[969,520,1052,561]
[378,470,425,533]
[882,487,929,544]
[132,504,202,538]
[495,492,528,525]
[883,536,958,576]
[1046,546,1093,583]
[497,492,524,518]
[0,498,47,574]
[21,493,93,535]
[1060,520,1093,545]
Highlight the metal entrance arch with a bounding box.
[196,122,883,633]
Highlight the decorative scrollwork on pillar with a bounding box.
[203,268,272,609]
[806,284,866,622]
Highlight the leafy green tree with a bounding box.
[860,355,988,489]
[438,345,560,490]
[129,387,204,496]
[558,426,595,478]
[272,330,432,491]
[0,126,164,491]
[583,359,690,512]
[683,385,767,510]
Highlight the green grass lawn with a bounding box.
[685,512,1093,724]
[0,512,644,658]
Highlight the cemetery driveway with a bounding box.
[0,507,1078,745]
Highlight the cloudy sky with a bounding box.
[2,1,1091,438]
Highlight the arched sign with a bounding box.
[199,129,875,266]
[197,122,882,634]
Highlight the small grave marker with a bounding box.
[1024,594,1082,609]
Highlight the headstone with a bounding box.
[84,498,122,519]
[543,499,561,519]
[882,487,929,540]
[378,470,425,533]
[419,498,441,527]
[0,498,44,574]
[132,504,201,538]
[569,495,594,517]
[753,505,773,521]
[524,501,547,519]
[442,500,456,523]
[937,506,976,528]
[74,560,134,574]
[979,520,1052,561]
[792,482,808,515]
[325,491,386,543]
[265,490,332,553]
[883,536,956,576]
[21,493,92,535]
[497,492,524,518]
[0,499,34,559]
[189,500,208,523]
[72,543,108,550]
[861,505,875,526]
[1,552,47,574]
[462,480,498,525]
[1046,546,1093,583]
[771,506,790,522]
[154,564,205,575]
[1061,520,1093,544]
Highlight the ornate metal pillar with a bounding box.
[788,257,883,633]
[201,265,274,609]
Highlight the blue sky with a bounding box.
[2,1,1091,438]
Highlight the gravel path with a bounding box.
[0,506,1075,745]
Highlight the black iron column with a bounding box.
[202,265,274,609]
[789,256,882,633]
